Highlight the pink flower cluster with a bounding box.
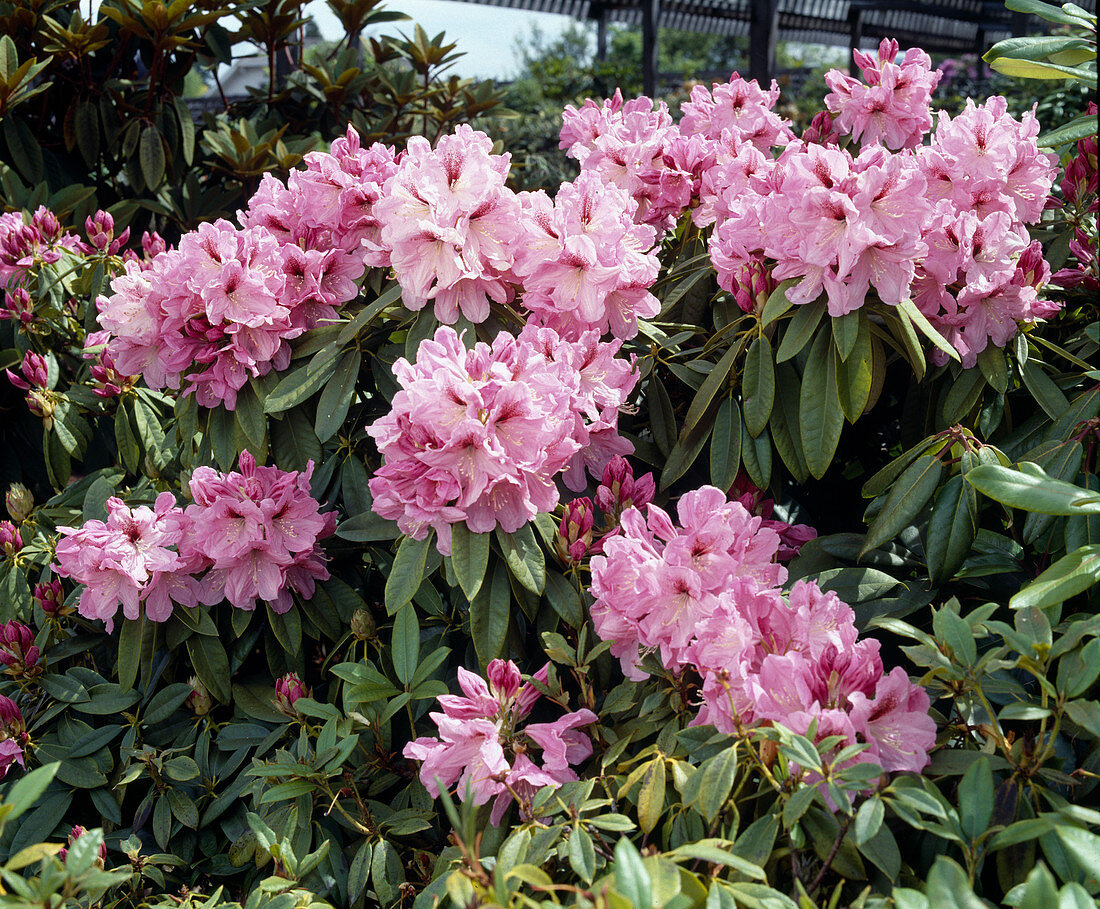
[54,492,196,630]
[0,207,83,289]
[559,91,709,231]
[96,216,360,409]
[368,326,636,555]
[514,173,662,339]
[589,486,935,775]
[182,452,335,613]
[912,96,1058,365]
[54,453,333,629]
[243,126,398,268]
[374,125,520,324]
[825,39,941,150]
[403,659,597,823]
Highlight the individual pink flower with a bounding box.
[680,75,795,153]
[0,695,26,779]
[848,667,936,773]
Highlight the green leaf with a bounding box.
[978,346,1009,394]
[614,838,652,909]
[989,56,1097,83]
[710,396,742,491]
[693,747,738,824]
[967,463,1100,515]
[234,381,267,451]
[544,570,583,627]
[172,96,195,165]
[832,311,860,360]
[1,764,59,823]
[647,374,676,457]
[1004,0,1093,25]
[942,367,986,425]
[117,618,142,691]
[470,566,511,664]
[743,335,775,438]
[926,474,978,586]
[862,454,943,555]
[1010,544,1100,611]
[800,326,844,479]
[835,316,873,422]
[115,406,141,474]
[5,118,44,184]
[391,603,419,686]
[854,797,884,845]
[760,279,796,327]
[957,757,994,841]
[450,523,489,601]
[74,101,100,166]
[1054,826,1100,887]
[314,349,360,443]
[1020,358,1070,419]
[568,827,596,883]
[741,421,771,488]
[270,408,320,472]
[897,298,960,362]
[385,533,432,614]
[139,125,166,189]
[264,347,340,413]
[186,635,231,703]
[636,758,666,834]
[769,362,808,483]
[776,300,824,362]
[1041,112,1100,147]
[496,524,545,595]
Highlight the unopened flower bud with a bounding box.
[595,457,655,519]
[185,675,213,716]
[60,826,107,866]
[0,288,34,328]
[350,608,375,641]
[0,694,26,739]
[5,484,32,523]
[0,522,21,558]
[141,230,166,260]
[85,210,115,251]
[0,621,41,679]
[34,580,66,616]
[274,672,310,718]
[31,207,61,241]
[556,497,594,563]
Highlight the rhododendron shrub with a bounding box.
[0,17,1097,909]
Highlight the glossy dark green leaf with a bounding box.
[74,101,100,166]
[614,838,652,909]
[450,522,489,601]
[835,316,873,422]
[470,566,510,664]
[862,454,943,555]
[1010,544,1100,611]
[391,603,420,686]
[978,345,1009,393]
[647,374,676,457]
[958,756,994,840]
[496,524,545,594]
[800,326,844,479]
[114,405,141,474]
[385,533,432,614]
[709,396,742,491]
[234,381,267,450]
[760,278,797,327]
[117,618,142,691]
[832,311,860,360]
[270,408,321,472]
[172,96,194,165]
[776,300,825,362]
[544,569,583,627]
[926,474,978,586]
[186,635,231,703]
[897,297,959,362]
[968,463,1100,515]
[315,349,361,443]
[769,362,808,483]
[264,347,340,414]
[741,421,772,489]
[743,335,774,438]
[5,118,44,183]
[139,125,165,189]
[942,367,986,425]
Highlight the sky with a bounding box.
[306,0,577,80]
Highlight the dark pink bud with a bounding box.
[803,110,841,146]
[0,522,21,556]
[85,211,114,250]
[34,580,64,615]
[0,288,34,327]
[141,230,166,260]
[31,207,61,241]
[0,694,25,737]
[274,672,309,717]
[0,620,41,678]
[556,497,594,563]
[486,659,522,701]
[21,352,48,389]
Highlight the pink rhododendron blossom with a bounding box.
[590,487,935,776]
[54,492,197,631]
[403,659,596,824]
[824,39,941,150]
[513,172,661,340]
[368,325,634,554]
[0,207,84,289]
[180,451,335,613]
[560,91,703,230]
[0,694,25,779]
[96,220,339,409]
[729,471,817,559]
[375,125,520,323]
[680,75,794,153]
